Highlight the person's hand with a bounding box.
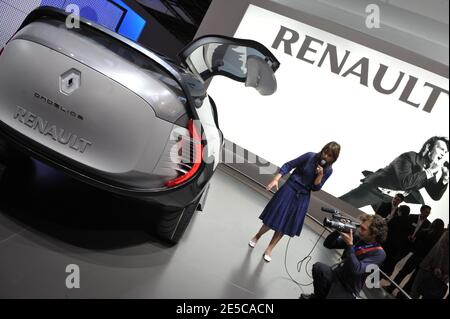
[339,230,353,246]
[316,165,324,177]
[266,178,279,191]
[408,235,415,242]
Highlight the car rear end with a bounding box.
[0,8,216,211]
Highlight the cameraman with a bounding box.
[300,214,388,299]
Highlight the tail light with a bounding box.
[165,119,203,188]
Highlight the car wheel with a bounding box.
[155,197,200,244]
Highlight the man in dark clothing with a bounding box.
[408,205,432,241]
[375,193,404,219]
[411,230,449,299]
[381,205,412,276]
[339,136,449,208]
[384,205,433,277]
[300,214,388,299]
[385,219,445,295]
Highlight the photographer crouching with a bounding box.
[300,214,388,299]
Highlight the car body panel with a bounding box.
[0,7,280,213]
[0,39,175,189]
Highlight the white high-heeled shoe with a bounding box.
[263,254,272,262]
[248,240,257,248]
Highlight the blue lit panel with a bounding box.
[111,0,146,41]
[39,0,146,41]
[40,0,123,30]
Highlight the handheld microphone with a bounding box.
[321,207,339,214]
[319,159,327,167]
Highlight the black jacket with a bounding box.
[413,229,443,258]
[385,215,412,252]
[375,202,397,218]
[324,231,386,295]
[408,214,431,237]
[362,152,448,204]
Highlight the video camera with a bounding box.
[321,207,360,233]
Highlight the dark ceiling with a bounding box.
[136,0,212,45]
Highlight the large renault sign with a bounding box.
[208,5,449,223]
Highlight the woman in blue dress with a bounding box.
[249,142,341,262]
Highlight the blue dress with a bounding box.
[259,152,333,237]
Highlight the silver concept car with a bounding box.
[0,7,279,243]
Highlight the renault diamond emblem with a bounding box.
[60,68,81,95]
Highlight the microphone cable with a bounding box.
[284,226,327,287]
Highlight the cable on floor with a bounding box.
[284,227,327,289]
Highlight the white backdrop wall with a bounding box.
[208,5,449,224]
